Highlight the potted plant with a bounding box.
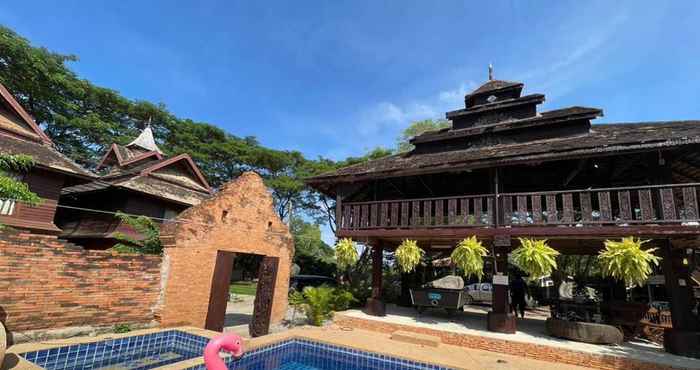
[597,237,661,288]
[395,239,424,273]
[451,236,489,280]
[335,238,358,269]
[511,238,560,279]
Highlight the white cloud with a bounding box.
[326,81,476,156]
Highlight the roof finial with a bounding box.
[488,63,494,81]
[146,116,152,128]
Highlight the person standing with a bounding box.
[510,274,528,318]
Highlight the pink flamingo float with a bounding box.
[203,333,245,370]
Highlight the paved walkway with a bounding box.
[222,294,255,337]
[341,304,700,370]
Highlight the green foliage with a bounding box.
[289,286,356,326]
[598,237,661,287]
[395,239,424,273]
[291,218,336,276]
[511,238,560,279]
[111,211,162,255]
[335,238,358,270]
[229,281,257,296]
[0,154,41,205]
[451,236,489,280]
[397,119,451,152]
[113,324,131,333]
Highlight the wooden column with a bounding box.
[365,243,386,316]
[487,236,516,334]
[661,241,700,358]
[335,194,342,232]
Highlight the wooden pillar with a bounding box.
[661,241,700,358]
[365,243,386,316]
[335,194,342,232]
[487,236,516,333]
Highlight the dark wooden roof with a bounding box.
[418,106,602,144]
[1,134,93,178]
[0,81,93,179]
[471,80,522,95]
[63,150,212,206]
[308,120,700,186]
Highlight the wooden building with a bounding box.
[0,82,93,233]
[56,125,213,249]
[308,76,700,357]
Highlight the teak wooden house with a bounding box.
[56,126,213,249]
[308,77,700,357]
[0,82,93,233]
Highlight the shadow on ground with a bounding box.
[224,313,252,327]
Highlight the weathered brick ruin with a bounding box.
[0,171,293,341]
[159,172,294,330]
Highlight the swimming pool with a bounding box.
[20,330,454,370]
[20,330,207,369]
[187,339,454,370]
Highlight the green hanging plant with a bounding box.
[395,239,424,273]
[511,238,560,279]
[598,237,661,287]
[335,238,358,269]
[451,236,489,280]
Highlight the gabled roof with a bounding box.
[96,143,163,169]
[0,82,52,144]
[0,82,93,178]
[64,152,212,206]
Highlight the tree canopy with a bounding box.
[396,119,450,152]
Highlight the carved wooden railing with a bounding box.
[339,194,495,230]
[500,183,700,226]
[339,183,700,230]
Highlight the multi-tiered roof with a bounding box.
[308,77,700,189]
[62,125,212,206]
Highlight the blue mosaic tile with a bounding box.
[186,338,454,370]
[21,332,453,370]
[19,330,209,370]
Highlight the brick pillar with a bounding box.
[365,243,386,316]
[487,236,516,334]
[662,241,700,358]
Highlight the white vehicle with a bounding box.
[465,282,538,307]
[465,283,492,304]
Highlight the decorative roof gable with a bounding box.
[140,154,212,193]
[0,82,52,144]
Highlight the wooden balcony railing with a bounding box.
[339,183,700,231]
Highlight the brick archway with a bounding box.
[158,172,294,332]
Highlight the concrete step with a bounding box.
[390,330,441,347]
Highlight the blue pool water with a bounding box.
[20,330,207,370]
[21,331,453,370]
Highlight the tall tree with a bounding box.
[397,119,451,152]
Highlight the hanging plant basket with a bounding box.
[511,238,560,279]
[451,236,489,280]
[335,238,358,269]
[598,237,660,287]
[395,239,424,273]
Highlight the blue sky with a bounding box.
[2,1,700,162]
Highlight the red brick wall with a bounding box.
[0,229,161,333]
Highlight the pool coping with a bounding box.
[3,325,589,370]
